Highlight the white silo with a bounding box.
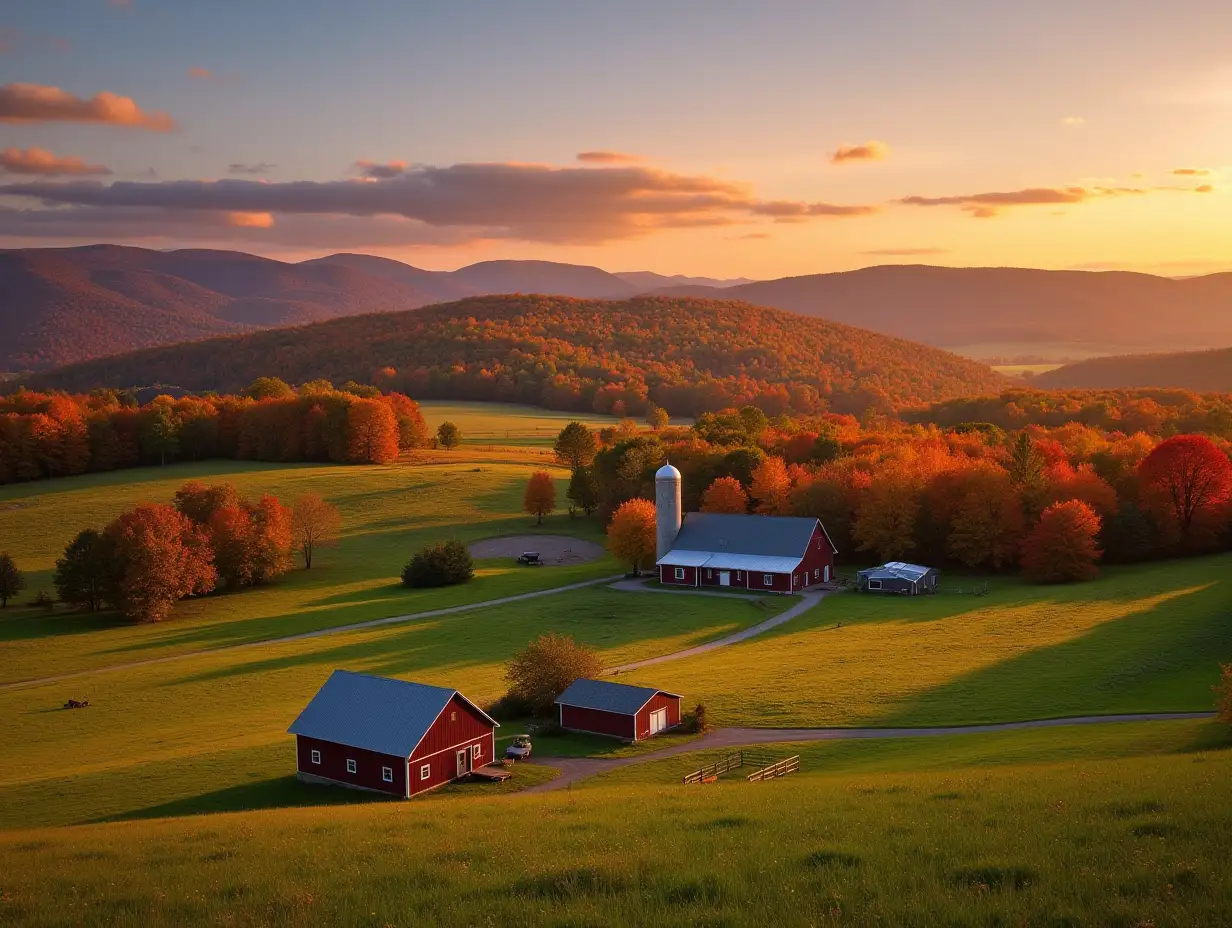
[655,462,682,560]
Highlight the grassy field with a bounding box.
[615,556,1232,727]
[418,400,625,445]
[1,722,1228,926]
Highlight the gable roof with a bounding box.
[662,512,836,559]
[287,670,497,757]
[555,678,680,715]
[858,562,936,581]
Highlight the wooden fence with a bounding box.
[683,751,800,784]
[746,755,800,782]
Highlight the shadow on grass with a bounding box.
[95,775,393,823]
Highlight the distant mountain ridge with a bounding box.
[1035,347,1232,393]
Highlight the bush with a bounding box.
[401,540,474,588]
[681,702,709,734]
[32,590,55,611]
[485,692,534,721]
[504,632,603,715]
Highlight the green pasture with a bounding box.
[616,556,1232,727]
[1,729,1228,926]
[418,400,625,445]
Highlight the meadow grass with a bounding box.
[615,555,1232,727]
[0,585,781,828]
[0,730,1228,926]
[417,400,624,445]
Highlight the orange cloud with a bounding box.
[354,160,408,179]
[0,147,111,176]
[1060,116,1086,127]
[896,183,1210,218]
[227,211,274,228]
[830,140,890,164]
[1172,167,1213,176]
[0,83,175,130]
[187,67,212,80]
[576,151,643,165]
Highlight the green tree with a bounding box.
[0,553,25,608]
[554,421,599,469]
[140,406,180,466]
[53,529,111,612]
[567,465,600,517]
[436,421,461,449]
[738,405,768,438]
[246,377,294,400]
[646,404,670,430]
[401,540,474,587]
[1008,432,1046,487]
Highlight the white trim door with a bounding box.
[718,571,730,587]
[650,708,668,734]
[823,565,830,582]
[456,748,470,778]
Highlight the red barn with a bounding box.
[288,670,499,798]
[656,512,837,594]
[556,678,683,741]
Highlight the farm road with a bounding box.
[523,711,1218,793]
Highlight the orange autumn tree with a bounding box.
[700,476,749,514]
[209,495,294,589]
[946,465,1025,569]
[749,455,791,515]
[103,503,216,622]
[1021,500,1103,583]
[291,493,341,569]
[524,471,557,525]
[346,397,400,464]
[607,498,657,575]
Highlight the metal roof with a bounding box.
[287,670,497,757]
[858,562,935,581]
[555,678,681,715]
[656,550,712,568]
[668,512,828,558]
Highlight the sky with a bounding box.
[1,0,1230,277]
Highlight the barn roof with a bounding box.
[858,562,935,581]
[288,670,498,757]
[670,512,827,558]
[555,678,680,716]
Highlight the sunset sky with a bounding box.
[1,0,1229,277]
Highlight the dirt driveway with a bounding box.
[468,534,606,565]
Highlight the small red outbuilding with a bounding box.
[288,670,499,798]
[555,678,683,742]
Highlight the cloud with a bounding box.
[0,161,876,244]
[732,232,771,240]
[187,67,212,80]
[1172,167,1213,176]
[0,147,111,176]
[228,162,277,175]
[861,247,949,256]
[897,182,1208,218]
[830,140,890,164]
[226,211,274,228]
[1194,184,1215,193]
[354,159,408,179]
[1060,116,1086,126]
[576,151,643,165]
[0,83,175,130]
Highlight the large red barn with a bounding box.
[556,678,683,741]
[288,670,499,798]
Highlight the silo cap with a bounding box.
[655,463,681,480]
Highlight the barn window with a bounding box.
[471,744,482,760]
[310,749,321,765]
[346,758,357,774]
[419,764,431,780]
[868,579,883,590]
[814,568,819,579]
[450,711,457,722]
[706,569,712,579]
[674,567,685,580]
[763,574,773,586]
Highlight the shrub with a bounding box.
[32,590,55,611]
[401,540,474,588]
[437,421,461,449]
[681,702,709,734]
[504,632,603,715]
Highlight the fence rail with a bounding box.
[683,751,801,784]
[747,755,800,782]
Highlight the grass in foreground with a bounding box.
[0,586,781,829]
[1,727,1228,926]
[617,555,1232,727]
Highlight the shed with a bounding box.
[555,679,683,741]
[856,562,939,595]
[288,670,499,798]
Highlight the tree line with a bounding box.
[0,378,428,486]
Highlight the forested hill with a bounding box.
[1036,347,1232,392]
[24,296,1004,416]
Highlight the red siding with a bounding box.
[407,693,498,796]
[659,564,697,586]
[797,523,836,588]
[633,693,683,741]
[296,735,406,797]
[560,704,636,739]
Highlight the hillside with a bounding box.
[24,295,1005,414]
[1035,346,1232,392]
[718,266,1232,355]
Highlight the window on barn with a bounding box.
[471,744,482,760]
[310,749,321,765]
[382,766,393,782]
[763,574,773,586]
[450,711,457,722]
[706,569,712,579]
[419,764,430,780]
[868,579,883,590]
[346,758,357,774]
[674,567,685,580]
[814,568,819,579]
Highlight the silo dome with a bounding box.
[655,463,682,481]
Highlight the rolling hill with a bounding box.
[24,295,1005,414]
[1035,346,1232,392]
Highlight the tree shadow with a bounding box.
[94,775,392,823]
